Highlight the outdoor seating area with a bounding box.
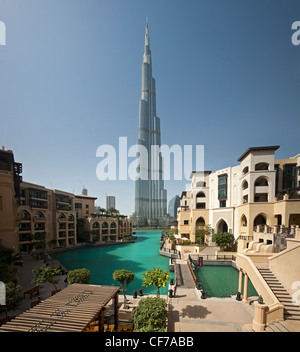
[0,284,120,332]
[23,286,40,299]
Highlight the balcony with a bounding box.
[29,189,48,200]
[30,200,48,209]
[58,231,66,238]
[19,224,31,232]
[34,223,45,231]
[254,186,269,194]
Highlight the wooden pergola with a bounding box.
[0,284,120,332]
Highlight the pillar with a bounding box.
[243,272,248,303]
[238,270,243,294]
[252,301,267,332]
[113,291,119,332]
[98,308,104,332]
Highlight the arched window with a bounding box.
[196,192,206,198]
[110,222,116,228]
[241,215,247,227]
[68,214,74,221]
[102,222,108,228]
[92,222,100,228]
[255,162,269,171]
[242,180,248,190]
[242,166,249,175]
[59,213,66,219]
[34,212,44,219]
[21,211,31,220]
[254,176,269,186]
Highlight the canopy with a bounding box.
[0,283,119,332]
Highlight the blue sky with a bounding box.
[1,0,300,216]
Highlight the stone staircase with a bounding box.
[257,268,300,332]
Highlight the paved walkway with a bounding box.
[169,256,255,332]
[0,253,67,321]
[168,286,255,332]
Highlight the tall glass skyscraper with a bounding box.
[132,23,168,227]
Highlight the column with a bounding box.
[98,308,104,332]
[243,272,249,302]
[252,301,267,332]
[114,291,119,332]
[238,270,243,294]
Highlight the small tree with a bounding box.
[0,245,22,282]
[112,269,135,308]
[67,268,91,285]
[32,266,61,292]
[196,224,213,244]
[214,232,235,251]
[0,282,22,321]
[133,297,167,332]
[142,267,170,298]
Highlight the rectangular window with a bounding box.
[196,203,206,209]
[283,164,296,189]
[218,174,228,199]
[218,189,227,198]
[218,175,227,186]
[219,200,226,208]
[184,220,189,225]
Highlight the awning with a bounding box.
[0,283,119,332]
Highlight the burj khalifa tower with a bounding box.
[132,23,168,227]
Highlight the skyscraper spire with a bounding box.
[144,19,150,53]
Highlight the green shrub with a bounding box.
[133,297,167,332]
[67,268,91,285]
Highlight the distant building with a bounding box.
[82,187,88,196]
[168,195,180,219]
[106,196,116,210]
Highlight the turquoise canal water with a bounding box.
[194,265,258,298]
[53,230,174,295]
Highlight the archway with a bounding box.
[253,214,267,226]
[195,217,206,243]
[216,219,228,233]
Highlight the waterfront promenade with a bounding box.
[168,285,255,332]
[168,256,255,332]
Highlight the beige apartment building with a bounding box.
[0,148,132,252]
[0,148,22,250]
[177,146,300,252]
[84,215,133,243]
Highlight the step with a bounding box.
[266,323,282,332]
[278,298,295,304]
[275,293,291,297]
[284,316,300,321]
[274,321,289,332]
